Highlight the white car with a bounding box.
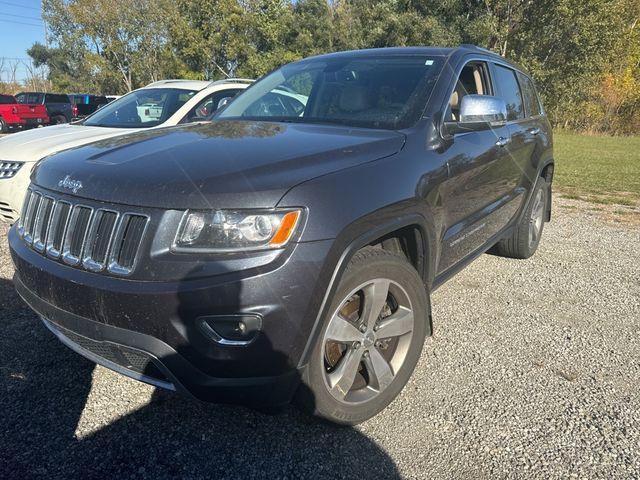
[0,78,251,223]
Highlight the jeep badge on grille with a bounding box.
[58,175,83,193]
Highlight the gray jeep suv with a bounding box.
[10,45,553,424]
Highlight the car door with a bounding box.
[510,71,551,193]
[437,60,521,273]
[490,63,542,205]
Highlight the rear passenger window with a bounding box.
[492,64,524,121]
[45,94,70,103]
[517,73,541,117]
[16,93,42,104]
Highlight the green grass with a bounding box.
[553,133,640,205]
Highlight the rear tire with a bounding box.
[295,247,428,425]
[491,178,549,259]
[0,118,7,133]
[51,115,67,125]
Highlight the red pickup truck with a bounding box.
[0,94,49,133]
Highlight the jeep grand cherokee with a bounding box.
[9,45,553,424]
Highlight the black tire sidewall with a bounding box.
[521,178,548,257]
[0,118,7,133]
[301,249,428,425]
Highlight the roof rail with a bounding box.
[458,44,500,56]
[144,79,209,87]
[210,78,254,85]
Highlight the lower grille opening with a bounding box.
[43,319,172,388]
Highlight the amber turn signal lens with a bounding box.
[269,211,300,246]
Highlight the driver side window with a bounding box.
[184,89,243,122]
[448,62,490,121]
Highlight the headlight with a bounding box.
[173,209,302,252]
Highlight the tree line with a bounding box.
[25,0,640,134]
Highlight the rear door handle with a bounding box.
[495,137,510,147]
[528,127,541,136]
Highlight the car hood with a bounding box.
[32,120,406,209]
[0,124,141,162]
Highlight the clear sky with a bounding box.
[0,0,46,82]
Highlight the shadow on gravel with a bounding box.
[0,272,399,479]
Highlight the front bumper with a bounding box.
[10,225,335,405]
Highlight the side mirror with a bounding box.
[217,97,233,110]
[444,95,507,135]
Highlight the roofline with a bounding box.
[144,79,211,88]
[144,78,254,89]
[209,78,254,86]
[293,44,527,74]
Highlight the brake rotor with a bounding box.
[324,294,361,369]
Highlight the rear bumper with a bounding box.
[22,117,48,126]
[14,273,302,406]
[1,118,46,128]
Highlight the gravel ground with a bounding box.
[1,196,638,479]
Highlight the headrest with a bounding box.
[450,90,460,109]
[339,85,370,113]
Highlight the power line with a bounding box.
[0,12,43,22]
[0,18,42,28]
[0,1,40,11]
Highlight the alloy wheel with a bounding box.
[321,278,414,404]
[528,187,545,249]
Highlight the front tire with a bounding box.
[296,247,428,425]
[0,118,7,133]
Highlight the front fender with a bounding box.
[278,155,442,368]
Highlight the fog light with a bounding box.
[198,315,261,346]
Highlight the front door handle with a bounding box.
[496,137,510,147]
[528,127,541,135]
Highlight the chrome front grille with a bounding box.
[0,161,24,179]
[18,189,149,276]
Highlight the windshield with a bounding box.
[217,55,444,129]
[0,95,15,104]
[83,88,198,128]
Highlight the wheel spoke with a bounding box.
[361,279,390,330]
[328,347,364,399]
[529,219,537,244]
[365,348,395,392]
[325,314,363,343]
[375,306,414,338]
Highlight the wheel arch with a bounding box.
[298,212,435,369]
[540,160,554,182]
[539,158,554,221]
